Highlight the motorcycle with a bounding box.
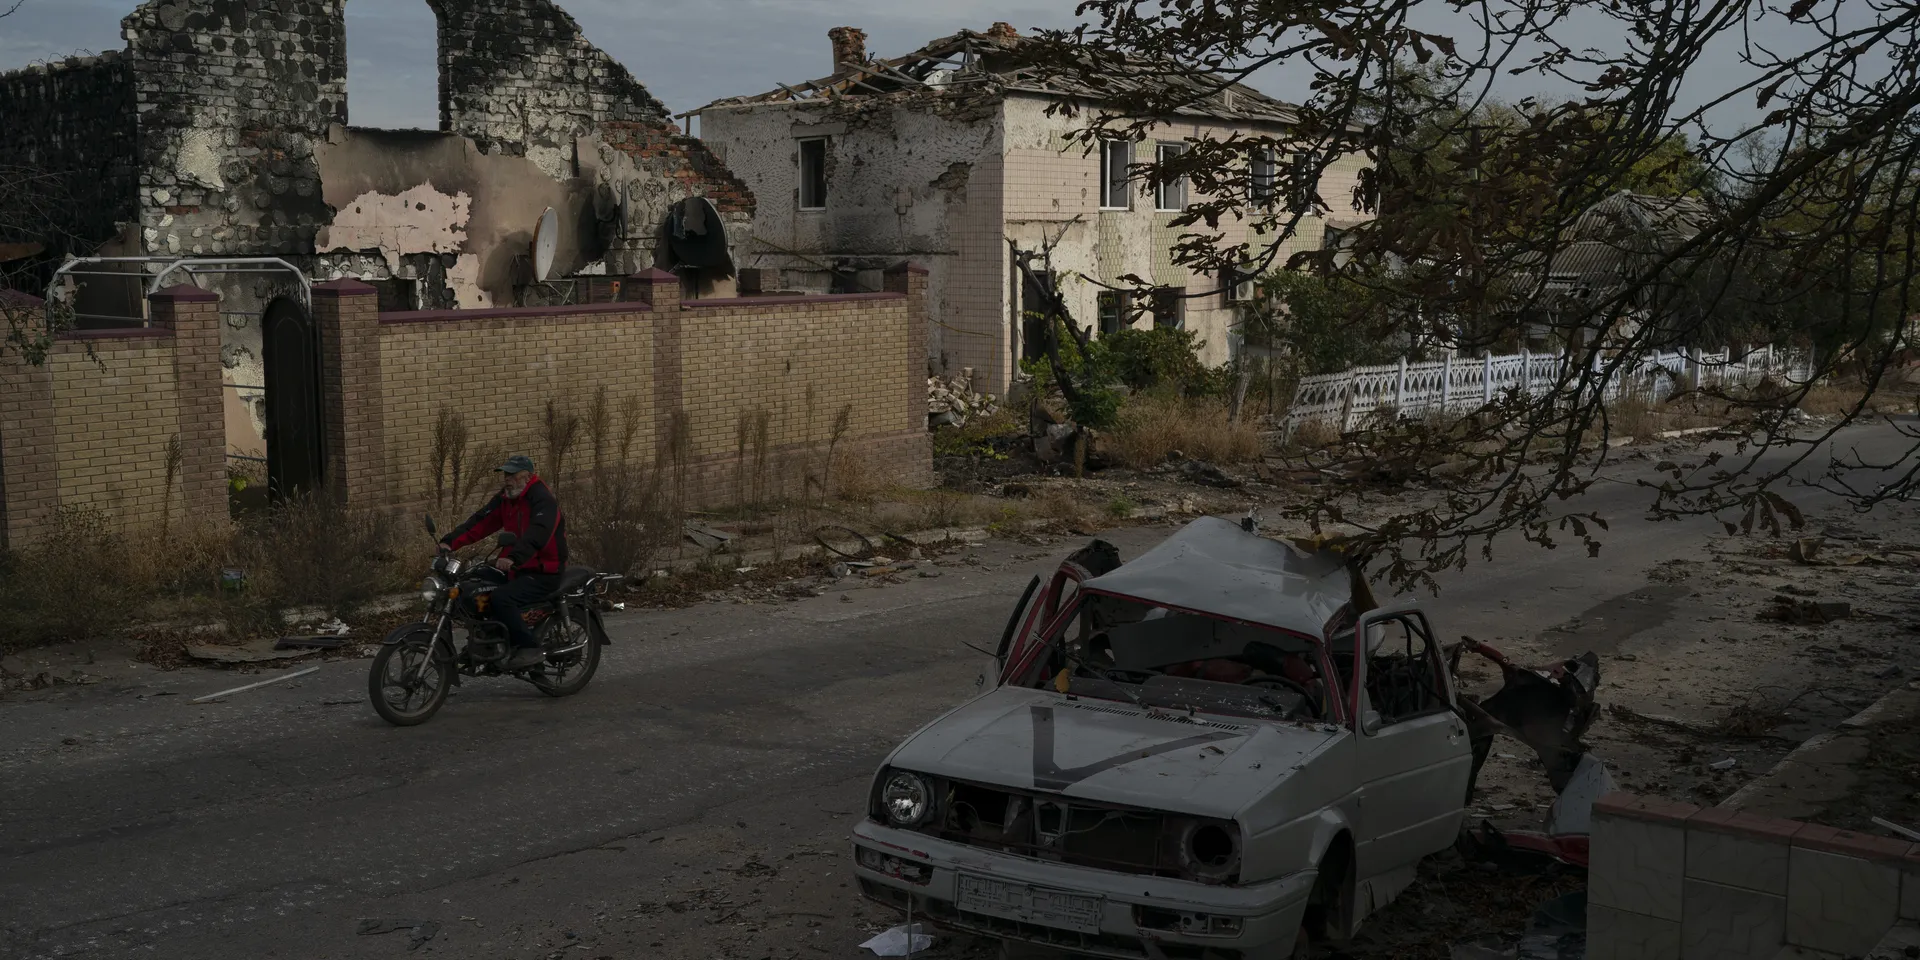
[367,515,623,726]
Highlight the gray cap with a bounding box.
[496,454,535,474]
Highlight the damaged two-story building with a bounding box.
[0,0,755,462]
[689,24,1374,395]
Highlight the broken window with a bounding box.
[1020,269,1058,362]
[1358,614,1448,727]
[1155,143,1188,212]
[1099,140,1132,210]
[1150,287,1185,330]
[1249,147,1276,205]
[342,2,442,130]
[798,137,829,210]
[1096,290,1132,337]
[1287,152,1315,214]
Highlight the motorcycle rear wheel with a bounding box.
[369,628,452,726]
[528,608,600,698]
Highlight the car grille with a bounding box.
[918,776,1193,880]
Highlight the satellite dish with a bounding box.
[531,207,558,282]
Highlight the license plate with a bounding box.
[954,874,1102,934]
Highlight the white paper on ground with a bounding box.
[860,923,934,957]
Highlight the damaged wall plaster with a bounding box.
[1,0,760,460]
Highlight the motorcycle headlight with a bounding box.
[880,771,933,827]
[420,576,446,601]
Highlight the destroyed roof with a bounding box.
[1540,191,1715,295]
[1081,517,1354,638]
[688,29,1301,125]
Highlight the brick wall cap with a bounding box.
[631,268,679,284]
[379,301,652,325]
[312,279,379,298]
[1592,791,1697,824]
[1687,805,1805,842]
[149,284,217,303]
[885,261,931,276]
[1792,822,1915,862]
[681,292,906,309]
[57,326,172,341]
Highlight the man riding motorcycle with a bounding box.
[439,454,568,671]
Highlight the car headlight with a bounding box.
[420,576,446,601]
[1177,820,1242,882]
[880,771,933,827]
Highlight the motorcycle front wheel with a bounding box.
[528,607,600,698]
[369,625,452,726]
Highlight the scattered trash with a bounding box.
[356,918,441,951]
[734,567,756,575]
[1708,757,1738,771]
[860,923,934,957]
[189,666,321,704]
[1179,459,1242,488]
[918,568,943,578]
[828,562,852,579]
[273,636,350,651]
[318,618,350,636]
[1789,537,1825,564]
[1873,816,1920,842]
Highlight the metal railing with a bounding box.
[1284,345,1815,435]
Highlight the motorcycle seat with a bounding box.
[547,565,598,600]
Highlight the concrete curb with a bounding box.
[1718,684,1920,819]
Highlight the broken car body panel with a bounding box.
[854,517,1475,957]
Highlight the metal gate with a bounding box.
[45,256,318,505]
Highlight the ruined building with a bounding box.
[0,0,755,461]
[690,24,1374,394]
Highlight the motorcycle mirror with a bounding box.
[424,514,437,538]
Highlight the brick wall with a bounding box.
[0,288,225,548]
[1588,790,1914,959]
[326,265,931,513]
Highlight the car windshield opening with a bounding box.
[1026,592,1330,722]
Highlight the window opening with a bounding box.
[1100,140,1132,210]
[1358,614,1447,727]
[1155,143,1189,211]
[343,1,442,130]
[1020,268,1058,362]
[1096,290,1131,337]
[798,138,829,210]
[1250,147,1276,205]
[1150,287,1185,330]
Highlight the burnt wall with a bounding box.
[0,53,139,267]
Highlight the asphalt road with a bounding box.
[2,420,1913,960]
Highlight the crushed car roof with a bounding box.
[1081,517,1354,638]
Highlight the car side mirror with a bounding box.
[1359,709,1382,736]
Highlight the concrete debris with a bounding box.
[927,369,997,428]
[187,638,316,663]
[1763,597,1851,623]
[860,923,932,957]
[1179,459,1243,488]
[355,918,441,951]
[684,522,736,551]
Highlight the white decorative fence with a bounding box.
[1284,345,1812,434]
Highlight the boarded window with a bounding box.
[798,138,828,209]
[1100,140,1131,210]
[1155,143,1188,212]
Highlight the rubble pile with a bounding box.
[927,369,997,428]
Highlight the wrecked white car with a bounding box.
[851,517,1476,959]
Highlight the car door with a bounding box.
[1349,609,1472,879]
[998,563,1087,686]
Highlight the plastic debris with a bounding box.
[860,923,934,957]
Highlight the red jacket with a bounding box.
[444,475,569,576]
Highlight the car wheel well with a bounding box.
[1304,831,1354,942]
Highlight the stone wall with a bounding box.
[1588,790,1914,959]
[0,53,140,265]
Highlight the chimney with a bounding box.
[986,22,1019,40]
[828,26,868,74]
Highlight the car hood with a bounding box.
[888,686,1343,818]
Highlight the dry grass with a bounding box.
[1798,382,1874,417]
[1105,394,1264,468]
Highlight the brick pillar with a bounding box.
[150,285,229,528]
[0,292,56,549]
[312,280,385,508]
[629,268,684,467]
[886,261,934,486]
